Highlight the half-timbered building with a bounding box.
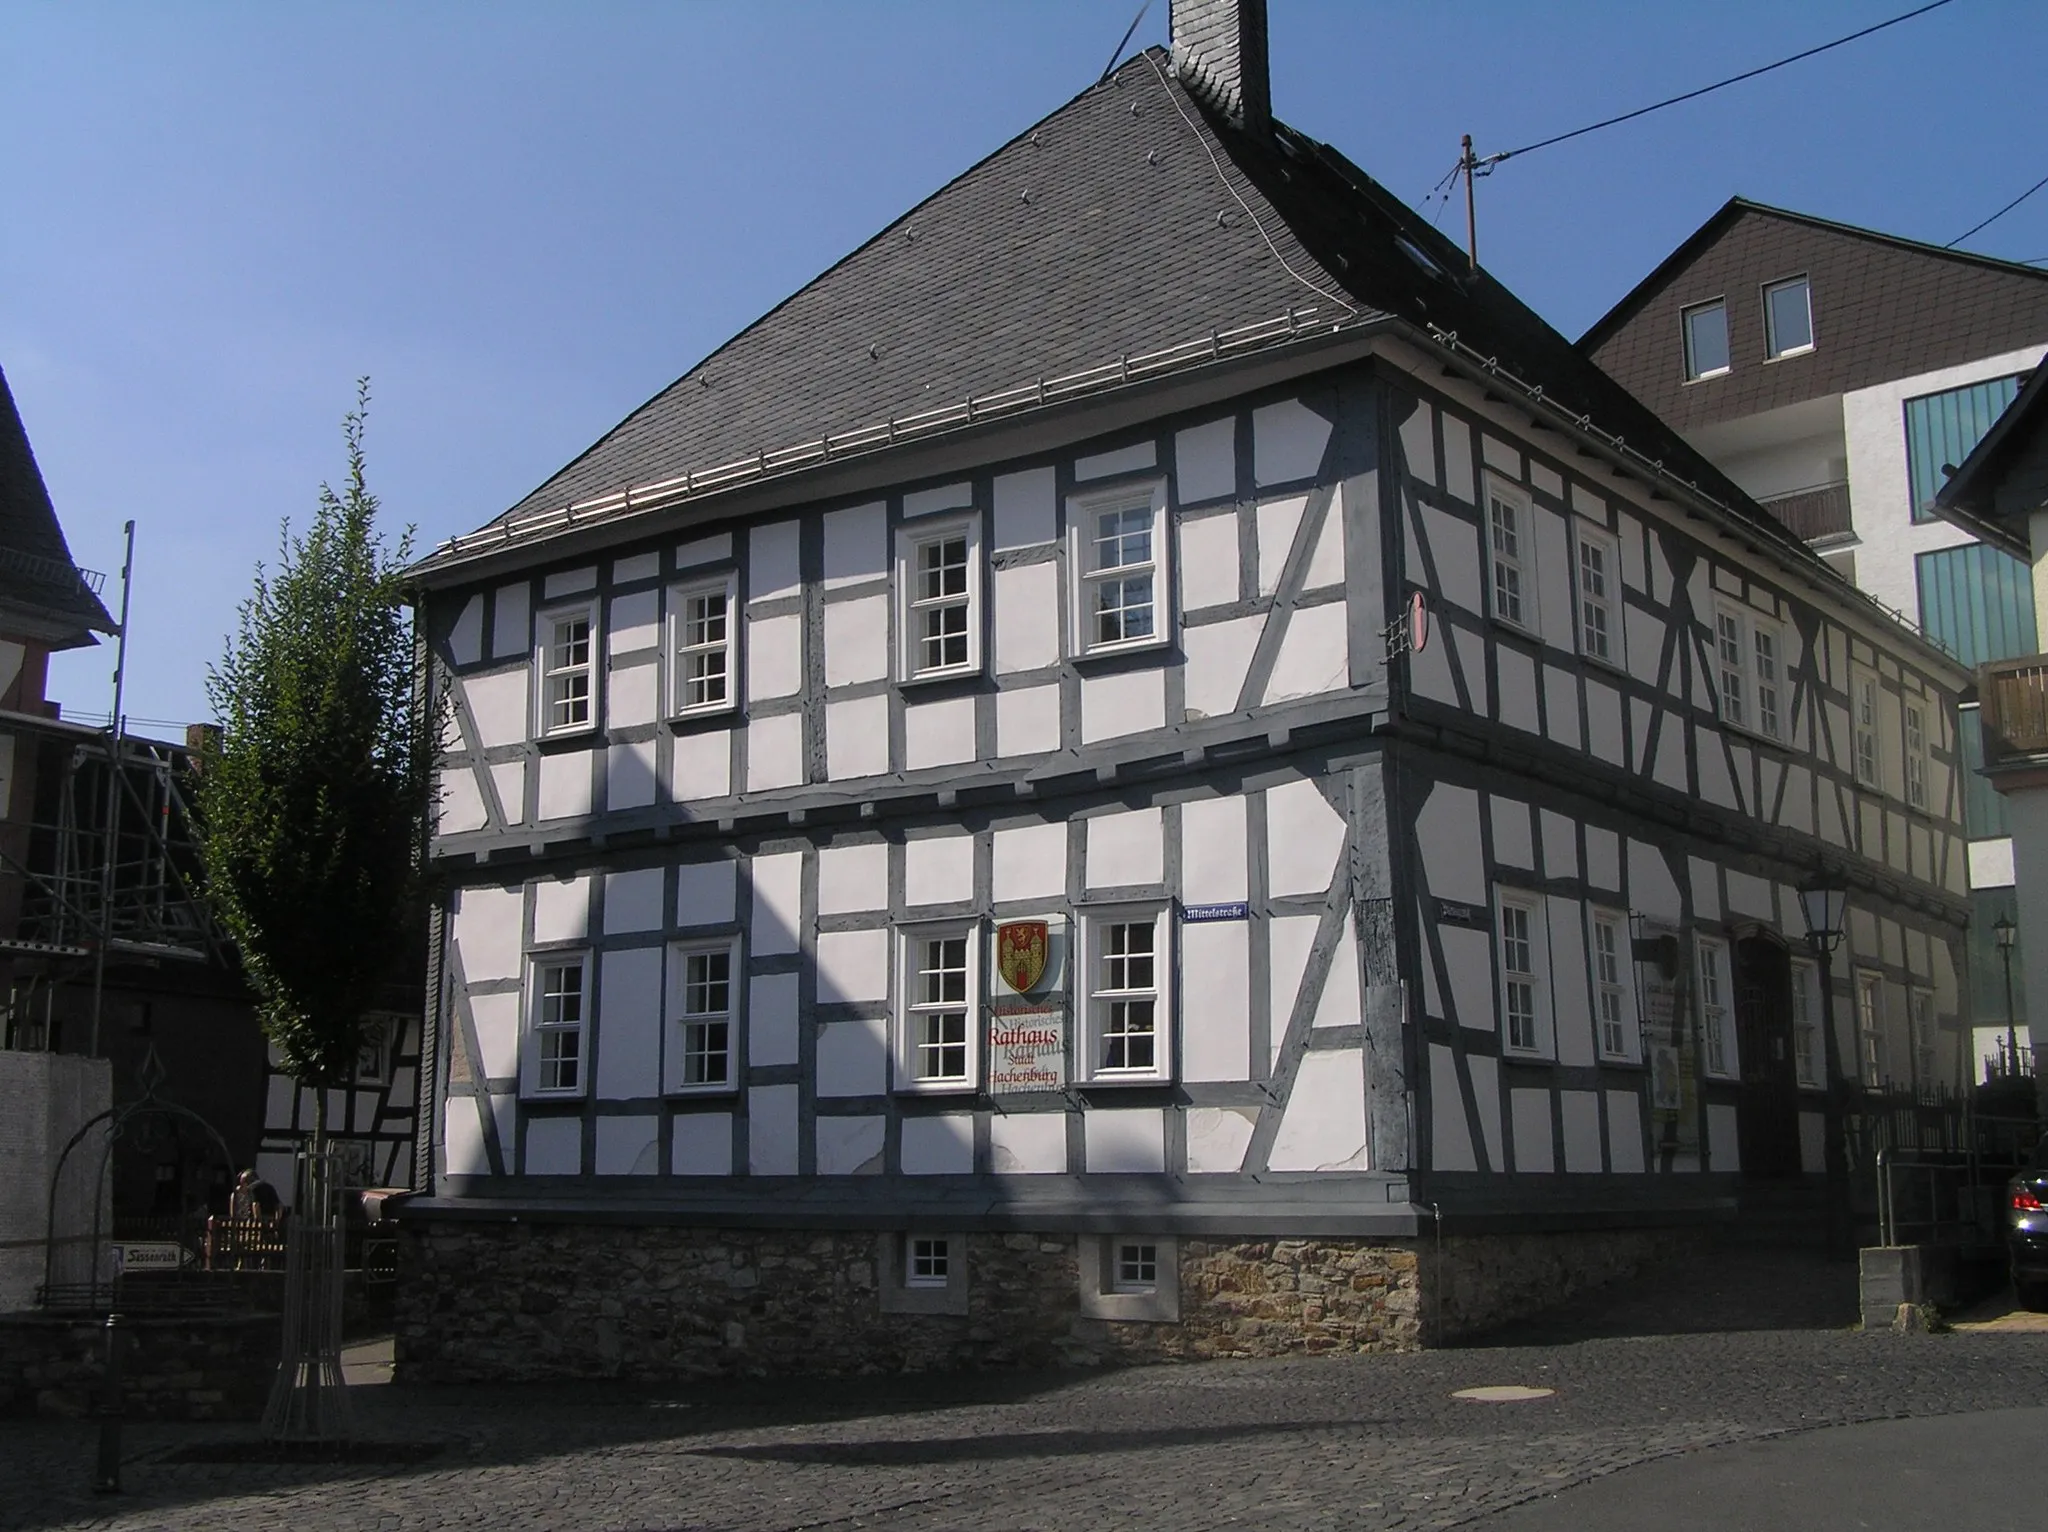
[394,1,1972,1376]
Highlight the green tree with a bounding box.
[197,380,429,1148]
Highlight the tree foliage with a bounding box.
[197,380,429,1107]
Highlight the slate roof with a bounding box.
[421,50,1838,588]
[0,364,115,649]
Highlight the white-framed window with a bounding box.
[1589,908,1635,1061]
[1486,481,1534,631]
[1078,907,1172,1083]
[1069,481,1170,658]
[1909,987,1936,1091]
[666,937,739,1093]
[906,1234,951,1288]
[878,1231,969,1314]
[1695,936,1735,1079]
[1856,970,1886,1085]
[1112,1240,1161,1293]
[1763,275,1813,359]
[1711,605,1787,742]
[896,517,983,681]
[1495,889,1549,1056]
[1683,298,1730,380]
[896,925,980,1092]
[1575,523,1620,664]
[1853,671,1882,789]
[1791,957,1822,1088]
[1752,618,1785,741]
[1903,699,1930,811]
[668,574,737,718]
[535,603,599,737]
[525,951,590,1097]
[1714,606,1748,730]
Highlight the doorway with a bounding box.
[1733,932,1801,1177]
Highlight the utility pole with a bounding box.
[1461,133,1478,273]
[87,519,136,1058]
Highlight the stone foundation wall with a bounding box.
[0,1312,280,1420]
[1423,1227,1703,1342]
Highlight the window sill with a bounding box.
[1075,1072,1174,1090]
[1072,633,1171,666]
[1764,346,1814,364]
[898,664,985,690]
[665,1082,739,1099]
[669,702,739,728]
[1683,368,1732,386]
[1595,1052,1645,1069]
[1500,1047,1556,1065]
[534,724,600,747]
[895,1080,979,1097]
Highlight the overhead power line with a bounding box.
[1946,170,2048,249]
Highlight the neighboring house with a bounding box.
[395,0,1971,1377]
[1935,366,2048,1096]
[1584,202,2048,1081]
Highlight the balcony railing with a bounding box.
[1758,480,1853,543]
[1981,653,2048,767]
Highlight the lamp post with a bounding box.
[1995,912,2019,1077]
[1800,876,1853,1258]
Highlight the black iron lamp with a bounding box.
[1799,873,1852,1255]
[1996,912,2020,1076]
[1798,879,1847,956]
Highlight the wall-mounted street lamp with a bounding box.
[1800,874,1852,1256]
[1995,912,2019,1078]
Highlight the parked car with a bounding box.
[2011,1136,2048,1311]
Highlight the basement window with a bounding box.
[1079,1235,1180,1322]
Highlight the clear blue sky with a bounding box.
[6,1,2043,730]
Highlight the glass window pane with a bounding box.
[1915,541,2039,668]
[1906,374,2024,522]
[1765,279,1812,356]
[1684,302,1729,379]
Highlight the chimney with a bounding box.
[1169,0,1272,136]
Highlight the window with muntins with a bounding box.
[1715,608,1748,730]
[1071,484,1169,657]
[1903,700,1930,811]
[671,942,736,1091]
[1488,484,1532,630]
[538,606,597,736]
[1081,910,1169,1082]
[1853,673,1882,789]
[900,928,977,1091]
[1909,988,1936,1092]
[1762,276,1813,358]
[670,577,736,717]
[907,1235,951,1287]
[1590,909,1634,1060]
[896,517,982,680]
[1697,937,1734,1078]
[1791,958,1822,1088]
[1856,972,1885,1085]
[1906,373,2024,523]
[1575,526,1619,663]
[1497,894,1545,1054]
[530,954,588,1095]
[1113,1241,1160,1293]
[1683,299,1730,380]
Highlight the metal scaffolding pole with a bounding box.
[87,519,135,1058]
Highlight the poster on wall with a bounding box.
[989,1012,1065,1093]
[989,915,1068,1093]
[1638,917,1700,1156]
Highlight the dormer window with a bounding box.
[1763,276,1813,359]
[1683,299,1730,381]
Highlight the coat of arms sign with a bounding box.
[995,920,1050,994]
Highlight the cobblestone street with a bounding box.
[7,1249,2048,1532]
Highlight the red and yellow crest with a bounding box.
[995,920,1049,994]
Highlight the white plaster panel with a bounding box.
[1181,921,1250,1082]
[1414,783,1485,904]
[1495,643,1539,734]
[993,467,1057,550]
[1442,414,1476,504]
[1623,605,1664,685]
[603,868,664,934]
[816,1115,886,1175]
[1708,1102,1741,1173]
[748,1086,799,1175]
[1585,679,1624,768]
[1727,870,1775,922]
[606,661,658,729]
[1178,510,1240,611]
[672,1112,732,1176]
[993,561,1060,674]
[1081,666,1165,743]
[469,991,521,1081]
[1531,461,1563,500]
[749,852,803,956]
[1585,825,1621,895]
[823,501,887,588]
[1690,857,1721,921]
[996,685,1061,756]
[543,566,596,599]
[1181,613,1263,720]
[1560,1090,1602,1173]
[1545,664,1582,752]
[1481,434,1520,476]
[594,1116,661,1176]
[1798,1110,1826,1176]
[748,613,803,700]
[1268,915,1316,1066]
[1075,441,1156,479]
[1490,795,1534,870]
[1180,794,1249,904]
[608,589,659,656]
[1696,727,1736,810]
[606,740,657,812]
[901,1112,976,1174]
[747,713,805,792]
[1443,924,1496,1032]
[672,728,730,802]
[676,532,732,571]
[905,834,974,908]
[490,761,525,826]
[524,1115,581,1176]
[1549,895,1593,1067]
[1253,398,1331,486]
[1396,396,1436,486]
[1970,838,2016,888]
[904,695,977,770]
[448,594,484,666]
[903,481,974,521]
[1428,1043,1474,1171]
[1266,777,1346,898]
[1510,1088,1554,1173]
[1268,1048,1367,1171]
[1652,711,1687,792]
[466,668,530,749]
[1470,1051,1502,1170]
[1185,1105,1256,1173]
[816,928,888,1005]
[826,695,890,780]
[532,875,592,946]
[989,1113,1067,1174]
[1418,503,1480,613]
[993,822,1067,905]
[823,595,889,686]
[815,1016,888,1096]
[1175,416,1237,504]
[673,858,735,929]
[1628,841,1682,921]
[443,1097,488,1177]
[1539,811,1577,881]
[1084,1108,1165,1173]
[1304,493,1345,588]
[818,842,889,916]
[453,885,523,984]
[538,750,593,821]
[1262,600,1350,705]
[1256,495,1307,595]
[1087,806,1163,888]
[749,520,801,602]
[748,973,799,1068]
[1607,1089,1645,1173]
[611,551,660,585]
[1315,915,1360,1028]
[437,767,487,836]
[1534,506,1574,652]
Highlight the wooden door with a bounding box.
[1734,935,1801,1177]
